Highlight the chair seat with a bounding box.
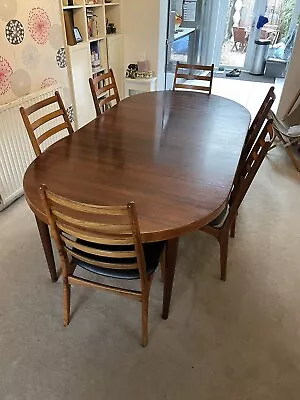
[73,240,165,280]
[209,205,230,228]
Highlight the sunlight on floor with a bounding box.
[212,77,283,118]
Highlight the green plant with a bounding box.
[279,0,296,39]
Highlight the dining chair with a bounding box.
[237,86,276,176]
[229,86,276,238]
[20,91,73,157]
[232,27,248,52]
[40,186,165,347]
[89,68,120,116]
[200,119,275,281]
[173,62,214,94]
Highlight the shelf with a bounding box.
[63,5,84,9]
[92,66,106,74]
[85,4,103,7]
[105,3,120,5]
[67,41,89,53]
[89,36,105,42]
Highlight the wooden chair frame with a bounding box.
[200,120,275,281]
[20,91,73,157]
[236,86,276,179]
[40,186,160,346]
[232,27,249,52]
[230,87,275,237]
[89,69,120,116]
[173,62,214,94]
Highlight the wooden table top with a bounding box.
[23,91,251,242]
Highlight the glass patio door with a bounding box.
[219,0,257,69]
[217,0,299,71]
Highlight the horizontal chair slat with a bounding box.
[66,248,138,270]
[25,95,58,115]
[53,210,132,233]
[61,235,137,259]
[48,192,128,215]
[96,83,115,96]
[176,74,211,81]
[99,94,117,107]
[175,83,210,92]
[177,63,213,71]
[68,276,142,300]
[94,71,112,84]
[31,109,64,131]
[57,221,135,245]
[37,123,68,145]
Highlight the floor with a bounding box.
[212,77,283,116]
[215,71,275,84]
[1,86,300,399]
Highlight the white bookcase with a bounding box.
[60,0,123,129]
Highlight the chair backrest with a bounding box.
[233,87,275,190]
[233,27,247,43]
[39,186,148,286]
[242,86,276,162]
[20,91,73,157]
[173,62,214,94]
[89,69,120,116]
[228,120,274,225]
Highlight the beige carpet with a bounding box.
[1,145,300,399]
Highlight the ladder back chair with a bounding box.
[20,91,73,157]
[236,86,276,179]
[40,186,165,347]
[89,68,120,116]
[200,120,275,281]
[173,62,214,94]
[230,86,276,236]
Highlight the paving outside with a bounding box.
[220,40,246,68]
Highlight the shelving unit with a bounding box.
[59,0,123,129]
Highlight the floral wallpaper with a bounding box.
[0,0,71,118]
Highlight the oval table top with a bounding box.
[23,91,251,242]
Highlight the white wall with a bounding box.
[278,28,300,119]
[122,0,168,90]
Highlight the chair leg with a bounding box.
[64,279,71,327]
[218,233,229,282]
[141,293,149,347]
[160,249,166,282]
[230,215,237,238]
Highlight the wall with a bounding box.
[122,0,168,90]
[277,28,300,119]
[0,0,70,112]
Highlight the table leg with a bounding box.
[162,237,179,320]
[35,216,58,282]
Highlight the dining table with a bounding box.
[23,90,251,319]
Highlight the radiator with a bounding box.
[0,84,68,211]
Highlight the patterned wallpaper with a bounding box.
[0,0,71,117]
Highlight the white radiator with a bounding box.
[0,84,68,211]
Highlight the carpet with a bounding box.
[0,148,300,399]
